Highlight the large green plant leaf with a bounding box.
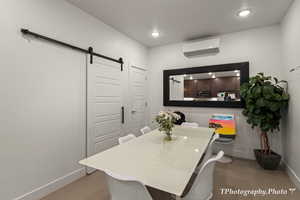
[253,86,262,98]
[263,85,274,99]
[256,98,265,107]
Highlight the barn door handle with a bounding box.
[121,107,125,124]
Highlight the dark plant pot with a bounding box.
[254,149,281,170]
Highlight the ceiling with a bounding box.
[67,0,293,47]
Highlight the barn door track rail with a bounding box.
[21,28,124,70]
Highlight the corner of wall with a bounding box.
[283,161,300,189]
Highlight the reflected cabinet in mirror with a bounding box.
[163,62,249,108]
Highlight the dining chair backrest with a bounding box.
[181,122,199,128]
[194,133,220,174]
[105,170,153,200]
[183,151,224,200]
[118,134,136,144]
[205,134,220,161]
[140,126,151,135]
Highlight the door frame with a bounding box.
[128,65,148,136]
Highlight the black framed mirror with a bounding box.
[163,62,249,108]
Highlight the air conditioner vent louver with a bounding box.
[183,37,220,57]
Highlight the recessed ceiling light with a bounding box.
[234,70,239,73]
[238,9,251,18]
[237,73,240,77]
[151,30,160,38]
[190,76,193,80]
[208,72,213,75]
[212,75,216,79]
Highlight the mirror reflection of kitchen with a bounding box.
[169,70,241,102]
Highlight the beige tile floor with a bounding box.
[41,158,300,200]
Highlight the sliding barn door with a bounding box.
[87,56,123,173]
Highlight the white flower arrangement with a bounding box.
[155,111,181,140]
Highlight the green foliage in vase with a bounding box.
[155,111,180,135]
[240,73,289,153]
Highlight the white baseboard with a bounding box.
[14,168,86,200]
[283,161,300,190]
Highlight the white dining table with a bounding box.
[79,126,214,196]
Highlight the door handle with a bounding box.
[121,107,125,124]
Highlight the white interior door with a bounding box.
[129,66,147,136]
[87,56,123,173]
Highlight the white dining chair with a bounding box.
[194,134,220,174]
[181,122,199,128]
[214,137,235,163]
[105,170,153,200]
[140,126,151,135]
[118,134,136,144]
[182,151,224,200]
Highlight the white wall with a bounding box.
[147,25,284,160]
[0,0,147,200]
[281,0,300,188]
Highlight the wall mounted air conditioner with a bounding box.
[182,37,220,57]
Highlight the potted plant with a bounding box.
[240,73,289,170]
[155,111,180,141]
